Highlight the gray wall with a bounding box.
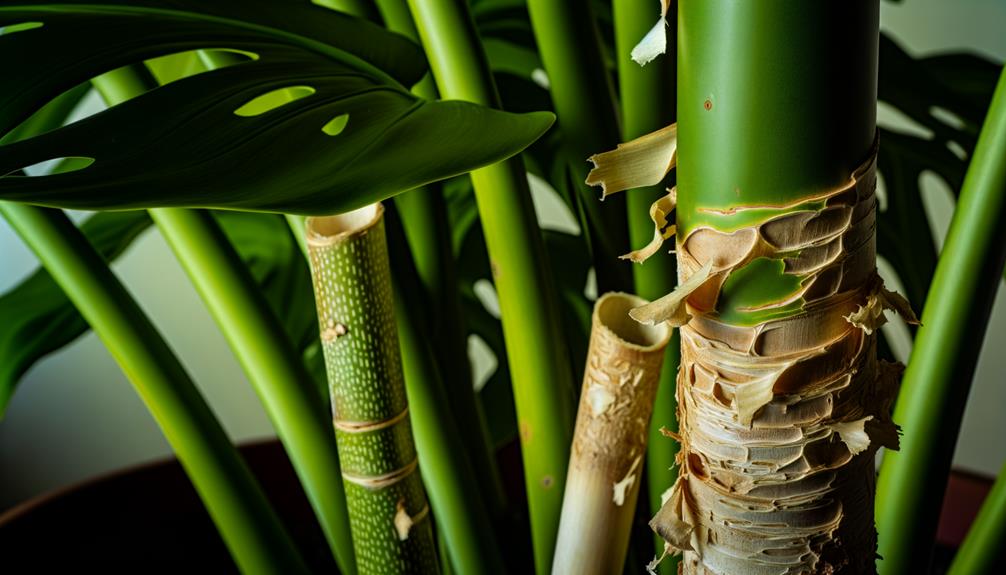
[1,0,1004,511]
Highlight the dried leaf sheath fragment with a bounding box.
[622,188,677,263]
[630,0,672,66]
[307,204,438,574]
[586,123,677,198]
[552,293,672,575]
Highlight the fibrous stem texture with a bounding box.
[553,292,671,574]
[651,148,911,574]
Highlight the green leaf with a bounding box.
[877,35,1002,312]
[0,210,152,416]
[0,1,553,214]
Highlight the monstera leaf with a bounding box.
[448,176,592,446]
[0,1,553,214]
[0,209,324,416]
[877,35,1003,312]
[0,210,152,415]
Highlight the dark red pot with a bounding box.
[0,440,337,573]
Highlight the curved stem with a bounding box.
[947,462,1006,575]
[877,67,1006,575]
[0,203,307,574]
[92,67,356,574]
[405,1,577,571]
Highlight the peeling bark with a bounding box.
[552,293,672,575]
[650,150,912,575]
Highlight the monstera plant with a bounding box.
[0,0,1004,574]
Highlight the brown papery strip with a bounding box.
[553,292,672,575]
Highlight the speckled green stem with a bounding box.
[307,204,438,575]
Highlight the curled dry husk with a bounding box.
[644,148,914,574]
[552,293,672,575]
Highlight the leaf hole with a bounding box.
[321,114,350,136]
[0,21,44,35]
[929,105,965,130]
[467,334,497,393]
[202,48,259,63]
[473,279,501,318]
[234,86,316,117]
[146,48,258,85]
[8,157,95,177]
[947,140,967,161]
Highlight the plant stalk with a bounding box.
[552,293,672,574]
[637,3,888,573]
[876,67,1006,575]
[946,462,1006,575]
[0,202,308,574]
[91,66,356,574]
[525,0,632,293]
[405,1,577,571]
[384,204,507,575]
[306,204,439,574]
[612,0,681,571]
[375,0,507,523]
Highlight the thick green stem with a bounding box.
[375,0,507,522]
[91,67,356,574]
[385,204,506,575]
[645,3,886,573]
[307,204,438,575]
[677,3,877,227]
[525,0,631,293]
[612,0,680,571]
[947,462,1006,575]
[0,203,307,574]
[405,1,576,571]
[876,68,1006,575]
